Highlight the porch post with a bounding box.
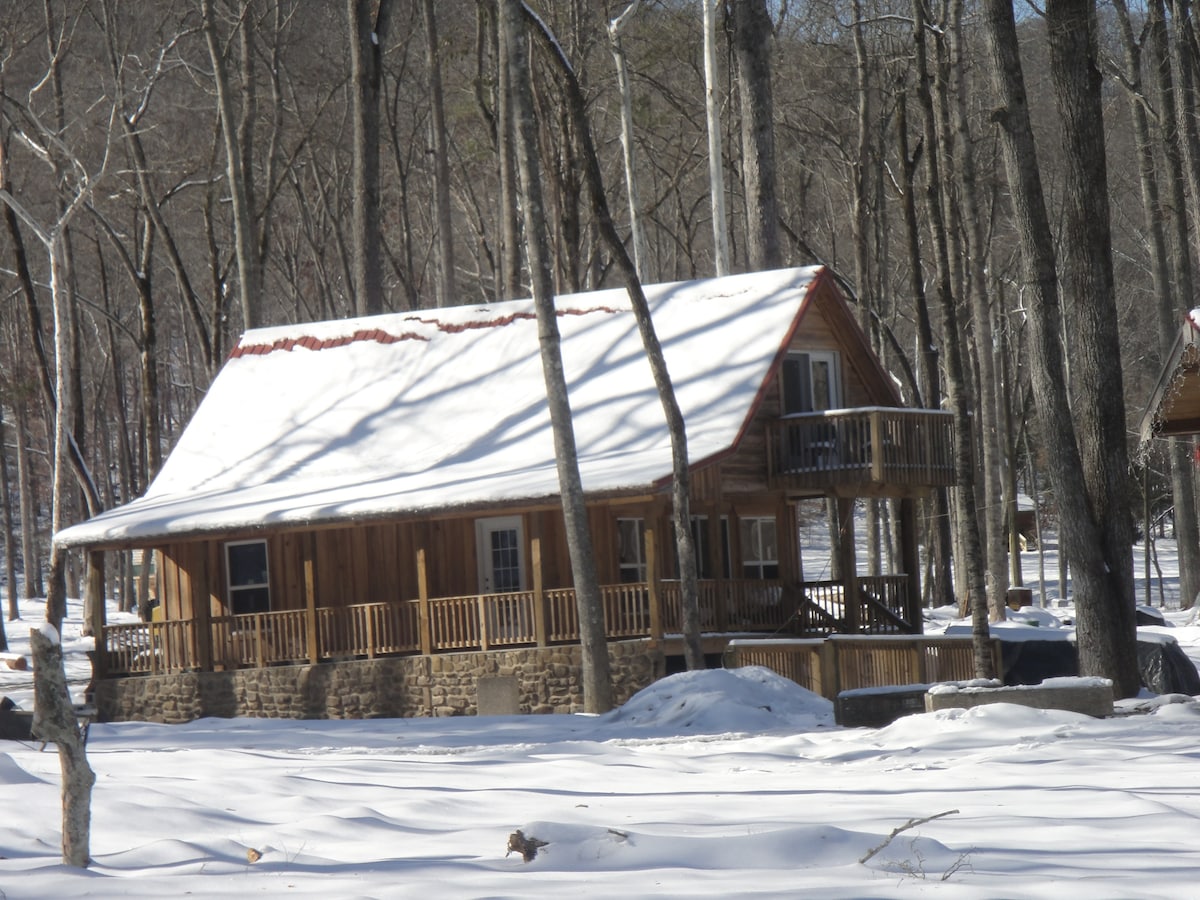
[645,526,662,640]
[532,537,547,647]
[836,497,860,632]
[899,498,922,634]
[869,409,885,484]
[304,556,319,664]
[417,548,432,655]
[708,507,726,632]
[87,550,107,680]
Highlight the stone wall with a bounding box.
[93,639,665,724]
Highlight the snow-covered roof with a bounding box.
[57,266,831,548]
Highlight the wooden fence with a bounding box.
[725,634,1003,699]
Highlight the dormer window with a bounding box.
[782,350,842,414]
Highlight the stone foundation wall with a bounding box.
[94,640,665,724]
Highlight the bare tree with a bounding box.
[422,0,456,307]
[501,0,613,712]
[703,0,730,275]
[522,2,705,671]
[201,0,262,330]
[732,0,781,270]
[348,0,390,315]
[982,0,1139,696]
[608,1,648,280]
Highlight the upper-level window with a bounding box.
[226,540,270,615]
[782,351,842,414]
[617,518,646,583]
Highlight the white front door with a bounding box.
[475,516,525,593]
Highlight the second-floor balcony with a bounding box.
[766,407,956,495]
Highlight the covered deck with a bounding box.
[97,573,920,677]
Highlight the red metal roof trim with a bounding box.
[404,305,621,334]
[230,328,430,359]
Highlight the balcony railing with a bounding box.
[98,575,920,677]
[766,407,955,493]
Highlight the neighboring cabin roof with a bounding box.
[57,266,859,549]
[1139,311,1200,442]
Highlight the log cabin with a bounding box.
[56,266,956,721]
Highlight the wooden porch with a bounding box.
[767,407,955,494]
[98,574,921,677]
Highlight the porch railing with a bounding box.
[766,407,955,492]
[99,575,919,676]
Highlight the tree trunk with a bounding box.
[13,399,41,601]
[982,0,1139,696]
[702,0,730,275]
[524,3,706,671]
[423,0,456,307]
[202,0,262,330]
[948,0,1008,620]
[608,2,649,280]
[732,0,781,270]
[347,0,388,316]
[910,0,990,676]
[501,0,613,712]
[0,404,16,627]
[31,627,95,867]
[896,90,953,609]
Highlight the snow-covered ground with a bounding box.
[2,534,1199,897]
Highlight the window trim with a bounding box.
[739,516,780,580]
[225,539,271,616]
[617,517,647,583]
[782,350,843,415]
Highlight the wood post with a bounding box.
[417,548,432,655]
[837,497,860,633]
[899,498,922,633]
[532,537,547,647]
[87,550,106,680]
[869,409,885,484]
[708,509,727,632]
[645,526,662,640]
[304,557,319,664]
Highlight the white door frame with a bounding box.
[475,515,525,593]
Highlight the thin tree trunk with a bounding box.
[423,0,456,307]
[0,404,16,624]
[896,89,953,608]
[702,0,730,275]
[948,0,1008,620]
[910,0,990,677]
[733,0,781,270]
[501,0,614,712]
[347,0,389,315]
[202,0,262,330]
[609,2,649,280]
[523,3,706,671]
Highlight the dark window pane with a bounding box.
[228,543,268,587]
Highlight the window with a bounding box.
[689,516,730,580]
[740,517,779,579]
[617,518,646,583]
[226,540,270,615]
[782,351,842,415]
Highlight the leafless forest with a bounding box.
[0,1,1190,676]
